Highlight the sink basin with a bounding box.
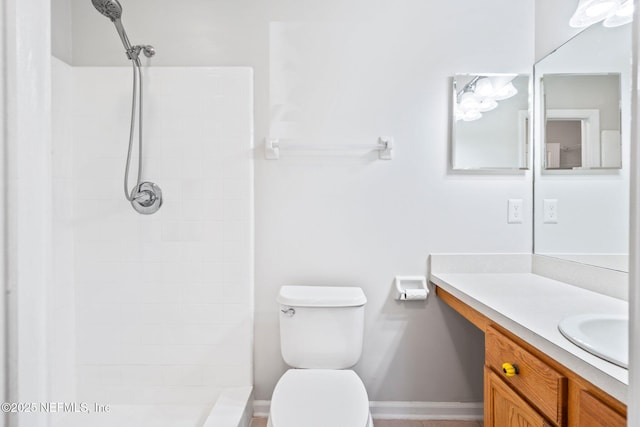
[558,314,628,369]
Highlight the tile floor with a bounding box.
[250,418,483,427]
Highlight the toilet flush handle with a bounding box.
[281,308,296,317]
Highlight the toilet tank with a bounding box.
[277,286,367,369]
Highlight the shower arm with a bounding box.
[127,45,156,62]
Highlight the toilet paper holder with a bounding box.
[394,276,429,301]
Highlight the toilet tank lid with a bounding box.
[277,286,367,307]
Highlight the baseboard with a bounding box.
[253,400,270,418]
[369,401,483,420]
[253,400,483,420]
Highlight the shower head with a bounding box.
[91,0,140,60]
[91,0,122,21]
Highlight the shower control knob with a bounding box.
[131,182,162,214]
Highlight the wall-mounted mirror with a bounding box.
[534,24,630,272]
[542,73,622,170]
[451,73,529,170]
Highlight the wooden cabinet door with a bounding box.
[576,390,625,427]
[485,326,566,425]
[485,368,553,427]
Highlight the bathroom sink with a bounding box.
[558,314,628,369]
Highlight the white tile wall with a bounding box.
[65,67,253,405]
[51,57,77,405]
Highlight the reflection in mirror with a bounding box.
[534,24,630,272]
[451,74,529,170]
[542,73,621,170]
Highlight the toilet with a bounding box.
[267,285,373,427]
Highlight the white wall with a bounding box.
[258,10,533,402]
[535,0,583,61]
[63,66,254,405]
[51,0,72,63]
[64,0,535,404]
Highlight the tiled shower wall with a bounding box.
[53,61,254,405]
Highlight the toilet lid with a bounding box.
[271,369,370,427]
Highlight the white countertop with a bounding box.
[430,272,628,404]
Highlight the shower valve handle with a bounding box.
[133,189,156,206]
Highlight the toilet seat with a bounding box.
[269,369,371,427]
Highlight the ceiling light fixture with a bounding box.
[474,78,494,97]
[455,74,519,122]
[569,0,631,28]
[493,82,518,101]
[459,90,480,112]
[462,110,482,122]
[603,0,634,27]
[478,99,498,112]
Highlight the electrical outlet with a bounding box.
[543,199,558,223]
[508,199,523,224]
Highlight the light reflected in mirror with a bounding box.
[451,74,529,170]
[542,73,622,170]
[534,24,630,272]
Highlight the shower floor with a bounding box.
[55,386,252,427]
[55,405,211,427]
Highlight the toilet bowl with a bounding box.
[267,286,373,427]
[268,369,373,427]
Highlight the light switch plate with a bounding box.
[508,199,523,224]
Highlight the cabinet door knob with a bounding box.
[502,362,519,377]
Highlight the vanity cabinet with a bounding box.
[435,287,627,427]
